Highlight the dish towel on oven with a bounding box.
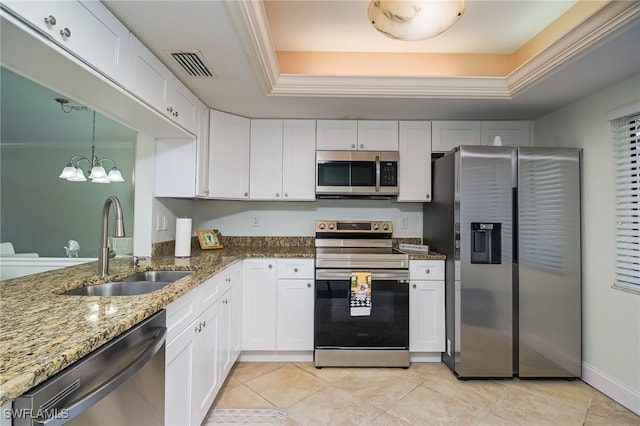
[350,272,372,316]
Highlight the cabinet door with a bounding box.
[250,119,284,200]
[398,121,432,202]
[165,324,195,426]
[192,303,221,425]
[165,286,199,343]
[316,120,357,150]
[3,1,129,83]
[357,120,398,151]
[409,280,445,352]
[126,33,170,113]
[154,138,197,197]
[196,102,210,197]
[208,110,250,199]
[219,283,240,379]
[481,121,531,147]
[282,120,316,200]
[61,1,129,83]
[168,78,199,133]
[242,259,277,350]
[432,121,481,153]
[277,279,314,350]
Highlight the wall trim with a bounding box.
[582,361,640,416]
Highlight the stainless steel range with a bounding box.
[314,220,410,368]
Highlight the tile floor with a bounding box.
[211,361,640,426]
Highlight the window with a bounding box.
[611,112,639,293]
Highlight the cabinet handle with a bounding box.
[426,194,431,200]
[44,15,56,26]
[202,320,206,328]
[276,192,280,197]
[359,144,364,149]
[351,144,356,149]
[268,264,273,269]
[173,111,179,117]
[195,324,201,333]
[425,269,431,274]
[307,283,312,288]
[294,268,299,273]
[166,106,173,113]
[284,193,288,197]
[59,27,71,38]
[412,284,417,289]
[244,192,248,197]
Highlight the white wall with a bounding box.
[535,74,640,414]
[193,199,424,238]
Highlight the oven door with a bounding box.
[314,269,409,349]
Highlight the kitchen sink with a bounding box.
[118,270,194,283]
[61,270,194,296]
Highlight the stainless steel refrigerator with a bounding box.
[424,145,582,378]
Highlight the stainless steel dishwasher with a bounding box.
[13,311,166,426]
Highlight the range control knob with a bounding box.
[372,223,380,230]
[328,223,335,230]
[382,223,390,231]
[318,223,326,230]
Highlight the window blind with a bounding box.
[611,113,639,292]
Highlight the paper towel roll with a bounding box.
[175,217,192,258]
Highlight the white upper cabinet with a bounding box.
[432,121,481,153]
[398,121,432,202]
[208,110,250,199]
[249,119,316,201]
[316,120,398,151]
[3,0,129,83]
[481,121,531,146]
[282,120,316,200]
[316,120,357,150]
[126,34,198,133]
[357,120,399,151]
[154,138,197,197]
[249,120,284,200]
[195,103,211,197]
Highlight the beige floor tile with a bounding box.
[212,382,274,408]
[476,412,518,426]
[294,362,358,384]
[510,377,595,411]
[367,411,412,425]
[490,385,587,426]
[586,391,640,425]
[287,386,383,425]
[245,364,329,407]
[386,384,482,425]
[228,361,288,383]
[333,368,420,411]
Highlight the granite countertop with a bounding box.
[0,239,444,406]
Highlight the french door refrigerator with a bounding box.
[424,145,581,378]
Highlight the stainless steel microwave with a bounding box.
[316,150,399,198]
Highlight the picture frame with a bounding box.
[196,229,223,250]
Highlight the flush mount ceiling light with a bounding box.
[368,0,466,41]
[56,99,125,184]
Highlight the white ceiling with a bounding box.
[100,0,640,121]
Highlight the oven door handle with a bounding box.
[315,269,409,281]
[375,155,381,193]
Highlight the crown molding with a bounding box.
[228,0,640,100]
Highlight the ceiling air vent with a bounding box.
[169,51,216,77]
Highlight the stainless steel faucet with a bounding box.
[97,195,125,277]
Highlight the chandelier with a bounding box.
[368,0,466,41]
[56,99,125,184]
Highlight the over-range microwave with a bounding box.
[316,150,399,198]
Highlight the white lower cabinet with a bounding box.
[242,258,314,352]
[409,260,446,352]
[165,263,241,426]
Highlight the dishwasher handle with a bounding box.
[37,327,167,426]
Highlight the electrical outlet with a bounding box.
[401,217,409,229]
[252,216,260,227]
[156,214,163,232]
[162,216,168,231]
